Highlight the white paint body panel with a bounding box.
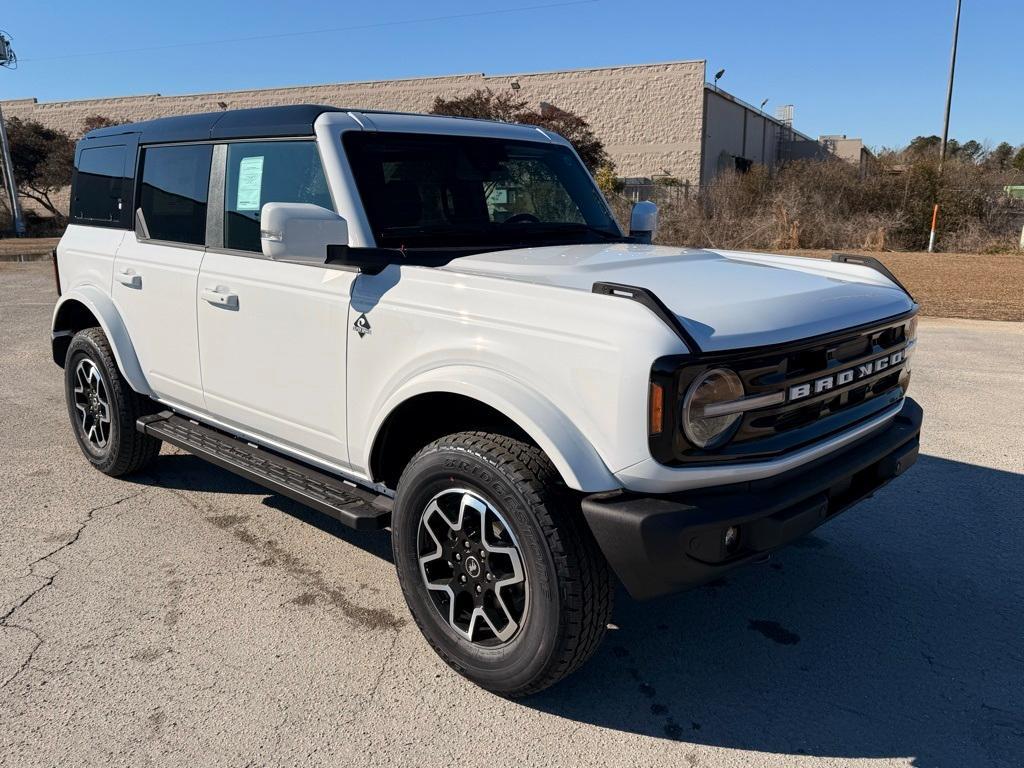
[197,251,358,469]
[55,224,122,300]
[442,244,913,352]
[53,225,154,396]
[346,265,681,491]
[112,234,205,408]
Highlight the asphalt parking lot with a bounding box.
[1,261,1021,768]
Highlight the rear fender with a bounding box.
[51,286,153,397]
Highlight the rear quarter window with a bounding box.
[71,145,129,225]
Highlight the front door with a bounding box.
[112,143,213,409]
[196,140,357,468]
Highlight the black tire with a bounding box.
[64,327,161,477]
[392,431,613,697]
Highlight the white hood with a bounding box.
[442,244,914,352]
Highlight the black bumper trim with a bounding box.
[583,397,923,600]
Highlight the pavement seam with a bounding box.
[0,488,149,691]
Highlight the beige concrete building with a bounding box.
[819,134,874,175]
[1,60,838,220]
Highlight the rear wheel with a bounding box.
[392,431,613,696]
[64,328,161,476]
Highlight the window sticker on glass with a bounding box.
[487,188,509,205]
[236,156,265,211]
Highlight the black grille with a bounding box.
[649,311,916,466]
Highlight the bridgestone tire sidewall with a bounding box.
[393,446,564,694]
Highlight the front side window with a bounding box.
[72,145,127,224]
[138,144,212,245]
[343,132,621,250]
[223,141,332,252]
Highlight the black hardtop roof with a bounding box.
[82,104,367,145]
[80,104,547,148]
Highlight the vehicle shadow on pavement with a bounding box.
[525,454,1024,768]
[128,452,394,563]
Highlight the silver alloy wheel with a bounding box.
[73,358,111,449]
[417,488,528,645]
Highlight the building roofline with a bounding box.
[2,60,707,110]
[480,59,706,79]
[704,84,816,142]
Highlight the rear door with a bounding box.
[63,136,137,294]
[112,143,213,409]
[196,139,357,468]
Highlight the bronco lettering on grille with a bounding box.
[788,349,905,402]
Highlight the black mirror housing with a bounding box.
[325,245,400,275]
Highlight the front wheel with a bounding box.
[64,328,161,477]
[392,431,613,696]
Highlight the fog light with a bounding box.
[723,526,740,553]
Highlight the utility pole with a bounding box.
[928,0,962,253]
[0,30,25,236]
[0,104,25,236]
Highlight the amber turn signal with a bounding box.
[649,382,665,435]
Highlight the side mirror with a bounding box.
[629,201,658,244]
[260,203,348,263]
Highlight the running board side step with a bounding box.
[137,412,391,530]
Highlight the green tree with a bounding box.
[958,139,984,162]
[1013,146,1024,172]
[906,135,942,156]
[430,88,613,172]
[986,141,1015,170]
[5,116,75,222]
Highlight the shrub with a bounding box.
[621,154,1023,253]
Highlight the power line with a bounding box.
[20,0,599,63]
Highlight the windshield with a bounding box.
[343,132,624,250]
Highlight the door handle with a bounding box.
[201,286,239,310]
[116,268,141,289]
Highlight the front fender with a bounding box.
[363,366,620,493]
[51,286,153,397]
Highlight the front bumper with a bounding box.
[582,397,923,600]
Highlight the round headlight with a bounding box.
[682,368,744,449]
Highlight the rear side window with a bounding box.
[72,145,127,224]
[223,141,332,252]
[138,144,213,245]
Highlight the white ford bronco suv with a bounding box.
[52,105,922,695]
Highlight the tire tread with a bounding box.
[68,328,161,477]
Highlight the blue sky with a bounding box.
[2,0,1019,149]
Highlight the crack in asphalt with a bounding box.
[0,489,148,691]
[365,630,402,707]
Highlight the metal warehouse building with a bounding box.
[2,60,835,210]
